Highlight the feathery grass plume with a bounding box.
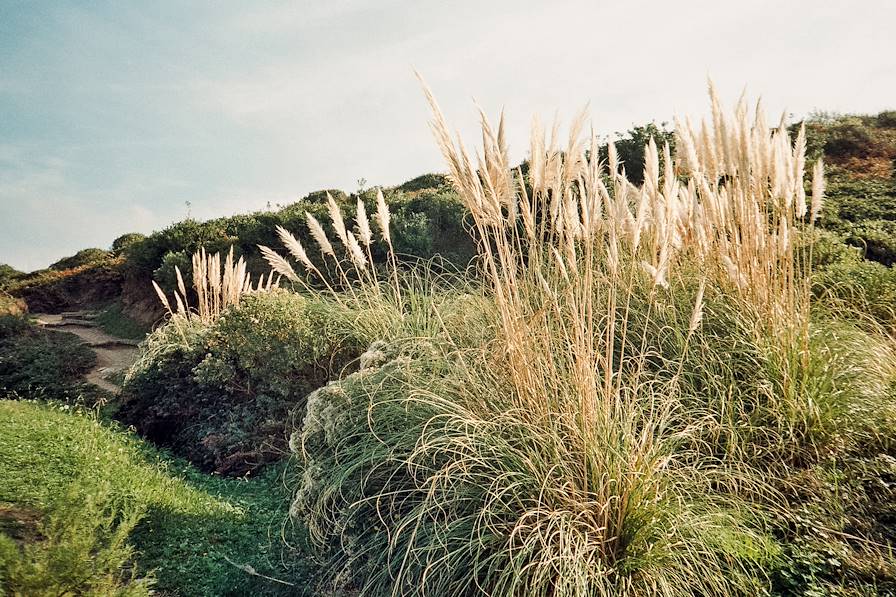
[175,266,188,300]
[275,225,316,273]
[688,278,706,333]
[151,280,172,315]
[263,186,403,313]
[375,187,402,298]
[306,212,335,256]
[810,158,825,223]
[374,188,391,244]
[260,226,348,303]
[345,231,368,270]
[326,192,349,246]
[258,245,299,282]
[355,197,373,246]
[151,246,275,324]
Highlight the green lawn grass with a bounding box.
[0,400,313,596]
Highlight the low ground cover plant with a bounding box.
[0,314,97,401]
[0,400,311,596]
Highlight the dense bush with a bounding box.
[395,172,451,193]
[878,110,896,128]
[111,232,147,255]
[49,247,112,271]
[120,180,474,296]
[0,316,97,400]
[120,290,360,474]
[0,264,24,288]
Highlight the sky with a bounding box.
[1,1,894,271]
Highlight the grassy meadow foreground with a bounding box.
[3,92,896,595]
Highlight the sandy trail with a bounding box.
[32,312,140,395]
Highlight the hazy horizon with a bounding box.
[2,0,894,271]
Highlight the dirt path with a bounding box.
[32,312,140,394]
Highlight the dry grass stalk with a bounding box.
[419,75,826,463]
[152,246,278,323]
[259,191,402,307]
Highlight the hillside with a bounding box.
[4,105,896,596]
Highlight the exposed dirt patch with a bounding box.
[0,503,42,545]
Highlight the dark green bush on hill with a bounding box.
[120,290,360,475]
[122,183,476,296]
[0,315,97,400]
[49,248,112,271]
[0,264,24,288]
[396,173,451,193]
[600,122,676,185]
[878,110,896,128]
[111,233,147,256]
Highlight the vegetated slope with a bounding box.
[798,111,896,325]
[3,103,896,597]
[259,91,896,595]
[0,400,312,596]
[0,313,98,401]
[2,124,677,324]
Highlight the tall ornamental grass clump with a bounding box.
[265,84,896,595]
[261,84,896,594]
[152,246,279,324]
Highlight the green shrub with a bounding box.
[120,290,359,474]
[0,482,151,596]
[0,315,28,339]
[395,173,451,193]
[111,233,147,256]
[807,229,896,327]
[878,110,896,129]
[118,185,475,299]
[48,248,112,271]
[0,321,97,400]
[153,249,193,290]
[300,188,348,204]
